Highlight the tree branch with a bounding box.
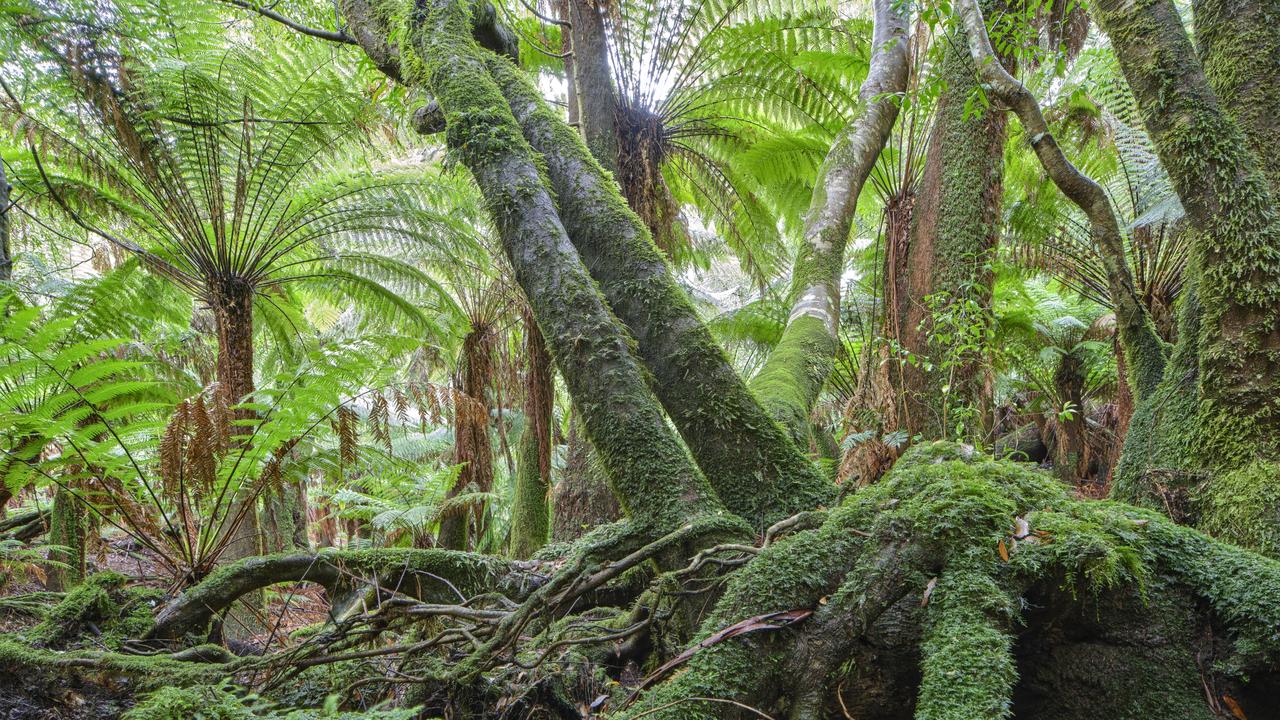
[955,0,1167,399]
[221,0,357,44]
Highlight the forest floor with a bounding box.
[0,527,333,650]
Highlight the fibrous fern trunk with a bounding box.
[0,158,11,285]
[439,327,497,550]
[510,311,554,559]
[45,487,87,592]
[210,277,264,638]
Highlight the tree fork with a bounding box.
[1092,0,1280,466]
[405,0,738,543]
[484,57,833,527]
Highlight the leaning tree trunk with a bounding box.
[747,0,909,446]
[510,310,554,558]
[407,0,737,550]
[484,56,835,527]
[345,0,833,529]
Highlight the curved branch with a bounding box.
[146,550,542,641]
[221,0,357,44]
[748,0,910,438]
[955,0,1167,399]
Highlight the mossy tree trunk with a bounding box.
[748,0,909,446]
[45,487,87,592]
[889,29,1007,443]
[1,160,12,518]
[485,52,834,527]
[1193,0,1280,196]
[510,311,554,558]
[343,0,833,529]
[408,0,734,544]
[552,411,619,542]
[565,0,619,174]
[0,157,10,286]
[1089,0,1280,508]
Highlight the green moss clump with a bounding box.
[27,571,161,649]
[130,679,422,720]
[123,683,255,720]
[916,567,1017,720]
[624,443,1280,719]
[1196,461,1280,557]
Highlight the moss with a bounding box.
[1195,461,1280,557]
[404,0,741,540]
[482,55,835,528]
[625,443,1280,718]
[47,486,88,590]
[510,398,551,560]
[130,679,422,720]
[748,314,836,448]
[0,637,221,689]
[1194,0,1280,195]
[124,683,255,720]
[1096,0,1280,481]
[27,571,161,649]
[915,566,1017,720]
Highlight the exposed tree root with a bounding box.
[619,443,1280,719]
[6,445,1280,718]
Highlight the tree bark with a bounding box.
[408,0,732,539]
[1092,0,1280,469]
[1193,0,1280,195]
[953,0,1167,403]
[565,0,619,173]
[0,157,11,284]
[890,28,1006,442]
[748,0,910,443]
[510,310,554,558]
[486,59,833,527]
[439,327,496,550]
[210,276,264,638]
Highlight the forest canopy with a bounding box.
[2,0,1280,717]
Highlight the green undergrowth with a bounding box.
[623,442,1280,719]
[124,681,421,720]
[26,571,162,650]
